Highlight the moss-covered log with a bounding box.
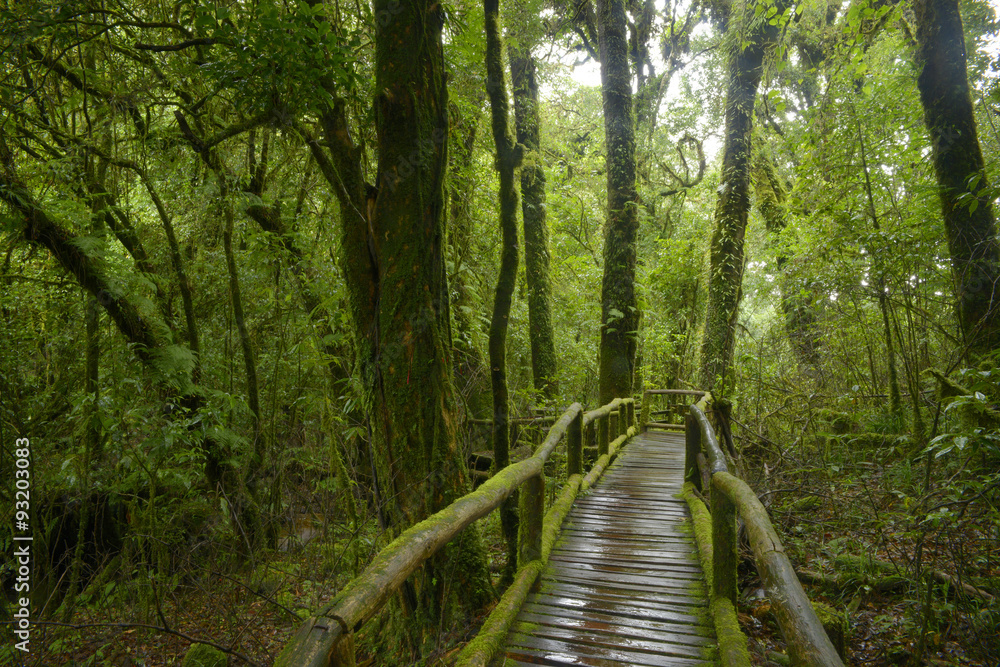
[680,482,752,667]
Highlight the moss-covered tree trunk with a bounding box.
[913,0,1000,357]
[596,0,640,404]
[511,43,558,399]
[752,151,822,370]
[367,0,494,648]
[485,0,522,583]
[699,4,781,393]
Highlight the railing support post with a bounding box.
[598,413,609,457]
[518,474,544,567]
[567,410,583,476]
[333,633,356,667]
[609,408,618,443]
[684,413,701,491]
[711,475,738,606]
[639,391,649,431]
[626,401,635,431]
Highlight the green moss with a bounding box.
[811,601,848,660]
[679,483,751,667]
[456,561,544,666]
[814,409,856,434]
[182,643,227,667]
[710,595,752,667]
[780,495,821,514]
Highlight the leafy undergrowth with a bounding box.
[14,498,514,667]
[733,439,1000,666]
[14,515,369,666]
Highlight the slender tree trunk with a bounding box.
[485,0,522,583]
[857,114,903,423]
[137,170,201,380]
[699,3,781,393]
[597,0,640,404]
[511,44,558,399]
[753,151,822,370]
[913,0,1000,357]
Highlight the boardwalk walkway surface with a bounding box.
[502,431,716,666]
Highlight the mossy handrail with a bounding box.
[275,396,638,667]
[685,395,844,667]
[640,388,707,430]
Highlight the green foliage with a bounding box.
[194,0,363,113]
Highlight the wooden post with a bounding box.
[685,413,702,490]
[518,473,544,566]
[333,633,356,667]
[567,410,583,476]
[598,414,609,457]
[609,408,618,442]
[711,474,738,606]
[626,401,635,431]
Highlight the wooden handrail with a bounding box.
[276,396,638,667]
[686,400,844,667]
[640,388,706,430]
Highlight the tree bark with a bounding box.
[752,151,822,370]
[370,0,494,645]
[511,43,558,399]
[699,4,782,393]
[597,0,640,404]
[913,0,1000,357]
[485,0,522,583]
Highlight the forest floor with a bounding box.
[735,436,998,667]
[21,440,999,666]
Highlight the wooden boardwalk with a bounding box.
[503,431,715,666]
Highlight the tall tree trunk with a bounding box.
[597,0,640,404]
[698,2,782,393]
[370,0,494,647]
[485,0,522,583]
[511,43,558,399]
[752,150,822,370]
[913,0,1000,357]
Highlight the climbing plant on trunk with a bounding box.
[596,0,641,404]
[699,0,785,393]
[511,18,558,399]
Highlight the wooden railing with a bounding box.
[640,388,707,430]
[685,393,845,667]
[275,396,638,667]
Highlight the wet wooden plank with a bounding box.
[533,582,710,617]
[506,632,708,666]
[520,603,711,639]
[509,625,706,659]
[524,596,710,628]
[503,432,716,665]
